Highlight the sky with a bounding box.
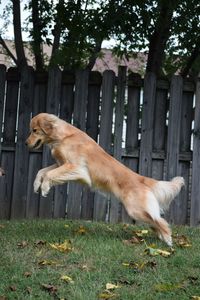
[0,1,116,48]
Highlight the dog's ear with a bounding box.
[39,119,54,135]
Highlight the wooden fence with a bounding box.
[0,64,199,226]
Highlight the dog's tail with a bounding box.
[151,177,185,211]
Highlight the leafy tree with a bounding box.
[0,0,199,76]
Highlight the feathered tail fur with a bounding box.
[151,176,185,212]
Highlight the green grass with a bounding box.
[0,219,200,300]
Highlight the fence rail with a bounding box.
[0,64,199,226]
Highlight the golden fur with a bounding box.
[26,113,185,246]
[0,167,5,177]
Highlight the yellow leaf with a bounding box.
[98,291,118,299]
[134,229,149,237]
[60,275,74,284]
[64,224,69,228]
[49,240,73,253]
[38,260,57,266]
[145,245,172,257]
[106,283,121,290]
[155,282,184,292]
[76,225,87,234]
[191,297,200,300]
[174,235,192,248]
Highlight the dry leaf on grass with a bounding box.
[191,296,200,300]
[98,291,119,299]
[24,272,32,277]
[144,244,173,257]
[38,260,58,266]
[41,284,57,294]
[0,296,7,300]
[122,260,157,271]
[34,240,46,246]
[17,241,28,248]
[173,235,192,248]
[0,224,5,229]
[60,275,74,284]
[75,225,87,235]
[49,240,73,253]
[9,286,17,292]
[106,283,121,290]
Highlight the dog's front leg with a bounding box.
[34,164,58,193]
[40,163,91,197]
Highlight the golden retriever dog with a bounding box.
[26,113,184,246]
[0,167,5,176]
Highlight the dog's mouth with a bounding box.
[33,139,42,149]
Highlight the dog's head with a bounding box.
[26,113,59,149]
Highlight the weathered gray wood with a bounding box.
[59,71,74,122]
[166,75,183,224]
[93,70,115,221]
[81,71,101,220]
[190,78,200,226]
[152,86,168,180]
[110,66,126,223]
[121,73,142,223]
[139,72,157,177]
[0,65,6,146]
[176,89,194,224]
[0,68,19,219]
[67,69,89,219]
[26,71,47,218]
[11,66,34,218]
[39,67,62,218]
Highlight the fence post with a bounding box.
[39,66,62,218]
[139,72,157,177]
[81,71,102,220]
[93,70,115,221]
[110,66,126,223]
[190,77,200,226]
[26,71,47,218]
[11,66,34,218]
[121,72,142,223]
[67,69,89,219]
[166,75,183,223]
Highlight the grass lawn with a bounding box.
[0,219,200,300]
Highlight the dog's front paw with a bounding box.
[34,177,42,193]
[41,180,50,197]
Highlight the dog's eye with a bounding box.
[33,129,37,133]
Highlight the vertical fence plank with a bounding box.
[110,66,126,223]
[0,65,6,144]
[93,70,115,221]
[190,78,200,226]
[139,72,157,177]
[39,67,62,218]
[152,80,168,180]
[122,73,142,223]
[81,71,101,220]
[177,85,194,224]
[26,71,47,218]
[166,75,183,223]
[67,69,89,219]
[11,67,34,218]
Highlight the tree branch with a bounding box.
[0,35,18,66]
[181,45,200,77]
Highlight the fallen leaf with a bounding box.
[34,240,46,246]
[191,297,200,300]
[24,272,32,277]
[64,224,70,228]
[9,286,17,292]
[41,284,57,294]
[38,260,57,266]
[174,235,192,248]
[134,229,149,237]
[145,245,172,257]
[122,260,157,271]
[49,240,73,253]
[26,287,32,294]
[76,225,87,234]
[17,241,28,248]
[123,236,144,245]
[0,224,5,229]
[106,283,121,290]
[0,296,7,300]
[60,275,74,284]
[98,291,118,299]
